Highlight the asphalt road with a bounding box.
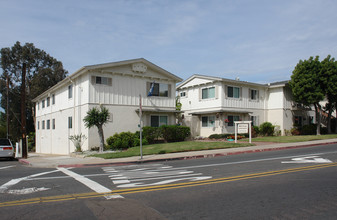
[1,144,337,219]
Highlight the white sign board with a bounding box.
[237,124,249,134]
[234,121,252,144]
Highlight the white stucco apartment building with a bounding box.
[33,58,182,155]
[176,75,315,137]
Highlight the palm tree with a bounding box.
[83,105,110,152]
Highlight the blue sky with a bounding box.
[1,0,337,84]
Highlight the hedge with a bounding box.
[160,125,191,142]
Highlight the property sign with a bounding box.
[234,121,252,144]
[237,124,248,134]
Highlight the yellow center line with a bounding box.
[1,162,337,208]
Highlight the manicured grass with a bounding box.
[244,134,337,143]
[90,141,254,159]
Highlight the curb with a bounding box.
[18,158,31,166]
[57,141,337,168]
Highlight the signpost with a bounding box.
[234,121,252,143]
[139,95,143,160]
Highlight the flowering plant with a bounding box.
[224,119,229,123]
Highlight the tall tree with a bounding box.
[289,56,325,135]
[83,106,110,152]
[0,41,67,141]
[321,55,337,133]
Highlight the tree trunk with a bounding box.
[98,125,104,152]
[327,105,333,134]
[314,103,321,135]
[335,102,337,134]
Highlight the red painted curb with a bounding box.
[18,158,31,166]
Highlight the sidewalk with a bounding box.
[18,139,337,168]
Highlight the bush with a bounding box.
[259,122,275,136]
[251,126,259,138]
[143,126,160,144]
[134,137,149,146]
[107,132,136,150]
[301,124,316,135]
[320,126,328,135]
[160,125,190,142]
[291,127,300,135]
[209,134,226,139]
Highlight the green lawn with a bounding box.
[244,134,337,143]
[89,134,337,159]
[90,141,254,159]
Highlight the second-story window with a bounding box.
[42,100,45,108]
[202,87,215,99]
[68,85,73,99]
[180,92,186,97]
[148,82,170,97]
[95,76,112,86]
[250,89,259,100]
[227,86,240,98]
[52,94,55,105]
[47,97,50,107]
[68,116,72,129]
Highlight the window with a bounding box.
[180,92,186,97]
[250,89,258,100]
[151,116,168,127]
[294,116,303,126]
[42,100,45,108]
[228,86,240,98]
[38,121,40,130]
[52,119,55,129]
[68,85,73,99]
[309,116,314,124]
[228,115,240,126]
[47,97,50,107]
[47,120,50,129]
[202,116,215,127]
[52,94,55,105]
[37,102,40,110]
[148,82,169,97]
[251,116,259,127]
[95,76,112,86]
[202,87,215,99]
[68,117,72,129]
[42,120,45,129]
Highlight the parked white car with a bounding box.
[0,138,15,160]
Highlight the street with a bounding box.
[1,144,337,219]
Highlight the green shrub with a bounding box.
[134,137,149,146]
[301,124,316,135]
[143,126,160,144]
[160,125,190,142]
[259,122,275,136]
[291,127,300,135]
[107,132,136,150]
[320,126,328,134]
[209,134,225,139]
[251,126,259,137]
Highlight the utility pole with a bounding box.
[21,63,27,159]
[6,75,9,139]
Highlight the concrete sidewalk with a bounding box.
[18,139,337,168]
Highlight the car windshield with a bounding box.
[0,139,11,146]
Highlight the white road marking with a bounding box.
[57,167,123,199]
[0,169,61,193]
[105,164,213,188]
[282,156,332,164]
[0,165,15,170]
[7,187,50,195]
[117,176,212,188]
